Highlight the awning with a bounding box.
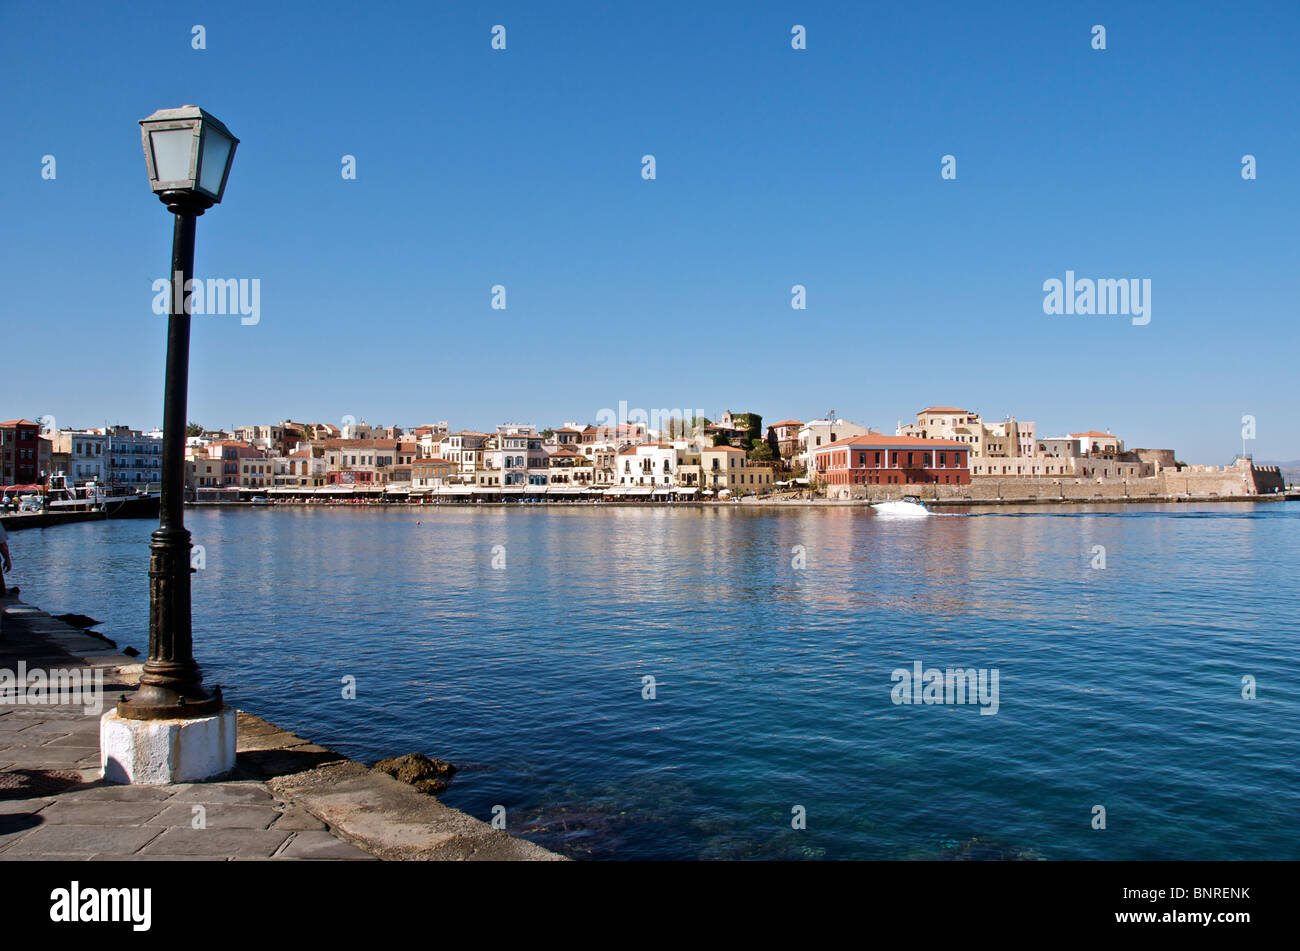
[676,487,699,494]
[629,487,654,496]
[652,487,673,495]
[524,485,548,494]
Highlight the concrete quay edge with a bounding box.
[1,596,563,861]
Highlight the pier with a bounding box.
[0,511,107,531]
[0,595,560,861]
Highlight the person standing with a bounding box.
[0,520,11,594]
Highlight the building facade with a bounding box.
[813,435,971,490]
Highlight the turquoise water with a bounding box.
[11,503,1300,859]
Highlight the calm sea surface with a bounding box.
[11,502,1300,860]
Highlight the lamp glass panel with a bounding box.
[197,129,232,197]
[149,128,195,183]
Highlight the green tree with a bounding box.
[732,412,763,447]
[185,422,204,437]
[748,438,774,462]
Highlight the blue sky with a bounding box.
[2,1,1296,463]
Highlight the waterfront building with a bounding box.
[438,431,490,481]
[812,434,971,492]
[303,422,341,442]
[278,450,327,488]
[339,419,383,440]
[617,443,680,487]
[766,419,803,462]
[49,430,108,485]
[322,438,400,485]
[900,408,1052,478]
[700,445,776,494]
[278,420,307,453]
[190,440,263,488]
[0,419,42,485]
[547,448,595,485]
[99,425,163,491]
[586,421,648,448]
[796,418,874,472]
[550,425,584,448]
[413,423,450,458]
[704,410,756,448]
[411,457,455,488]
[233,424,284,454]
[238,454,277,490]
[1069,430,1123,455]
[489,425,549,486]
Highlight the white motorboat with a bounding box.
[871,495,929,517]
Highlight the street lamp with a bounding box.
[118,107,238,722]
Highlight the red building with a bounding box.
[812,434,970,487]
[1,419,41,486]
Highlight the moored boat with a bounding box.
[44,473,161,519]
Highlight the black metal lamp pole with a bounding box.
[118,189,222,720]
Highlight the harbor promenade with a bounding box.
[0,595,560,861]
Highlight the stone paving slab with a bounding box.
[3,823,165,856]
[137,827,292,858]
[148,802,280,829]
[34,799,170,826]
[2,596,560,862]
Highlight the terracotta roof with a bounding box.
[0,419,40,427]
[919,407,970,415]
[1069,431,1114,438]
[702,445,746,453]
[769,419,803,428]
[549,448,580,457]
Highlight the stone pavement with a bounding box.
[1,595,560,861]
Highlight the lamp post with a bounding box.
[118,107,238,722]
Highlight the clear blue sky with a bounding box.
[2,1,1297,463]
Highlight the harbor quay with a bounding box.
[0,594,560,861]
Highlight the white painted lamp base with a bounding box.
[100,707,237,784]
